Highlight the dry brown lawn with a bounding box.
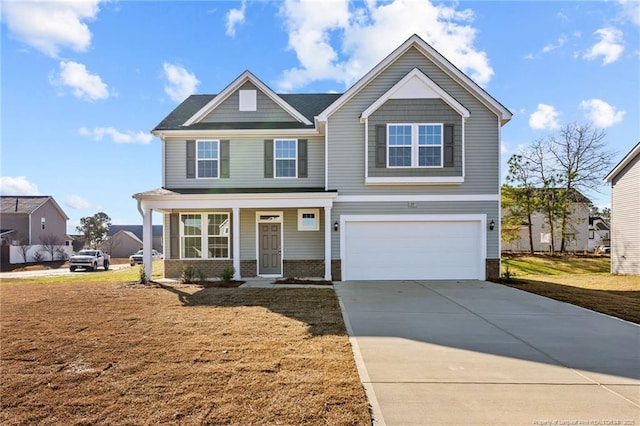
[0,280,371,425]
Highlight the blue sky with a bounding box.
[1,0,638,234]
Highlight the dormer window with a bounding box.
[239,89,257,111]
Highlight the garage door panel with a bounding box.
[343,220,482,280]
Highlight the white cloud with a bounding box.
[162,62,199,103]
[580,99,626,128]
[65,195,92,210]
[226,0,247,37]
[51,61,109,102]
[525,35,568,59]
[582,27,624,65]
[529,104,560,130]
[0,176,41,195]
[618,0,640,26]
[79,127,154,144]
[501,143,508,155]
[277,0,494,91]
[1,0,102,58]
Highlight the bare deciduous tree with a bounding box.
[39,234,64,262]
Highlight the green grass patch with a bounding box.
[502,255,609,276]
[0,261,164,285]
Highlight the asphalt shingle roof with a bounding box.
[153,93,342,131]
[0,196,51,215]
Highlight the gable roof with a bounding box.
[360,67,470,122]
[107,225,163,239]
[0,195,69,219]
[182,71,312,127]
[317,34,512,125]
[153,93,341,132]
[604,141,640,183]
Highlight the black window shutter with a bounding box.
[220,140,230,178]
[170,213,179,259]
[375,125,386,168]
[298,139,307,178]
[264,139,274,178]
[443,124,454,167]
[186,140,196,178]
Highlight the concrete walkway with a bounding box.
[335,280,640,425]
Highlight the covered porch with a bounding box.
[133,188,338,281]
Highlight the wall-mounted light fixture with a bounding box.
[333,221,339,231]
[489,220,495,231]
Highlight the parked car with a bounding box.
[600,245,610,254]
[129,249,163,266]
[69,250,110,272]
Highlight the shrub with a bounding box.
[139,265,148,284]
[181,266,195,284]
[220,266,235,282]
[502,265,516,281]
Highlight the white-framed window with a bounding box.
[180,213,230,259]
[297,209,319,231]
[275,139,297,178]
[207,213,230,258]
[181,214,202,258]
[41,217,46,230]
[197,140,219,179]
[388,123,443,168]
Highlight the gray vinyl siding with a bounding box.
[329,200,500,259]
[164,136,324,189]
[327,47,500,196]
[368,98,462,177]
[610,154,640,274]
[1,214,29,243]
[282,209,324,259]
[31,200,68,245]
[201,82,298,124]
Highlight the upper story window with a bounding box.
[275,139,297,178]
[197,140,219,178]
[388,123,443,168]
[41,217,46,230]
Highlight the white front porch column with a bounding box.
[232,207,241,279]
[324,206,332,280]
[142,207,153,280]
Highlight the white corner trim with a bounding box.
[365,176,464,185]
[183,71,312,126]
[360,68,470,122]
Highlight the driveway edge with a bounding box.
[335,287,386,426]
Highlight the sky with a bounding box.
[1,0,639,234]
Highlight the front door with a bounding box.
[259,223,281,275]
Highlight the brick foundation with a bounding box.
[164,259,233,279]
[486,258,500,280]
[283,260,324,278]
[331,259,342,281]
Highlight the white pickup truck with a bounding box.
[69,249,110,272]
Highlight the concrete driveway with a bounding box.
[335,280,640,425]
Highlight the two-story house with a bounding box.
[604,142,640,275]
[133,34,512,281]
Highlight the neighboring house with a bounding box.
[106,225,163,253]
[588,217,610,253]
[502,189,591,253]
[604,142,640,275]
[99,230,143,258]
[133,34,512,281]
[0,195,71,263]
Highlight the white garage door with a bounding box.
[342,218,484,280]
